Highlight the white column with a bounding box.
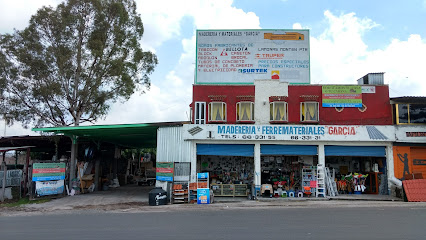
[318,144,325,166]
[254,143,261,187]
[191,141,197,183]
[386,143,394,194]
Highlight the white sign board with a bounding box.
[395,126,426,142]
[183,124,395,142]
[196,29,310,84]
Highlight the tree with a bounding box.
[0,0,158,128]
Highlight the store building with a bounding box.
[391,97,426,181]
[157,75,397,197]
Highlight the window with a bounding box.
[270,102,288,121]
[301,102,319,122]
[236,102,254,121]
[209,102,226,122]
[396,103,426,124]
[195,102,206,124]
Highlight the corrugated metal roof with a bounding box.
[0,146,34,152]
[403,179,426,202]
[390,97,426,104]
[32,121,189,149]
[366,126,388,140]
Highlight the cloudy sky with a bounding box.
[1,0,426,136]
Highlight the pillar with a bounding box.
[254,143,261,187]
[318,144,325,166]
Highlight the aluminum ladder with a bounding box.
[316,164,326,197]
[324,167,338,196]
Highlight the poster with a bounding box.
[197,188,210,204]
[196,29,310,84]
[36,180,64,196]
[322,85,362,107]
[32,163,66,181]
[156,162,174,182]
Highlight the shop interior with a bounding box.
[197,155,254,197]
[260,155,318,197]
[325,156,387,195]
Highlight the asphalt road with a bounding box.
[1,206,425,240]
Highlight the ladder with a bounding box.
[316,164,326,197]
[324,167,338,196]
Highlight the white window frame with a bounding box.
[195,102,206,124]
[208,102,226,122]
[270,101,288,121]
[300,102,319,122]
[236,101,254,121]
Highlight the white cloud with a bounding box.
[0,0,59,33]
[310,11,426,97]
[101,0,260,125]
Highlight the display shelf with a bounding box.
[172,182,189,204]
[210,184,248,197]
[302,166,317,196]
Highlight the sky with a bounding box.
[1,0,426,136]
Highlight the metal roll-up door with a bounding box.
[196,144,254,157]
[325,146,386,157]
[261,145,318,155]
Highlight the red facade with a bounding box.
[191,84,392,125]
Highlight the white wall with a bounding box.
[254,80,289,124]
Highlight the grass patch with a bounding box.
[1,197,51,207]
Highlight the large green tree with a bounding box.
[0,0,157,128]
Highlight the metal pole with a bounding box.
[69,136,78,189]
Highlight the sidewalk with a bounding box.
[2,185,421,217]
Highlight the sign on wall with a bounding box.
[183,124,395,142]
[32,163,66,181]
[156,162,174,182]
[196,29,310,84]
[322,85,362,107]
[35,180,64,196]
[395,126,426,143]
[0,169,22,187]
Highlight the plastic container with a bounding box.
[149,187,168,206]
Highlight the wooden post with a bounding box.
[1,153,7,202]
[23,148,30,197]
[94,159,100,191]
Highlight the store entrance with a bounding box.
[260,155,318,197]
[197,155,254,197]
[326,156,387,195]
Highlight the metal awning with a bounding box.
[32,122,189,149]
[0,146,34,152]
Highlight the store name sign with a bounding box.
[183,124,395,142]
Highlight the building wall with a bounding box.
[393,146,426,180]
[254,80,289,124]
[192,84,392,125]
[192,85,255,124]
[287,85,392,125]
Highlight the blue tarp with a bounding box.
[325,146,386,157]
[197,144,254,157]
[261,145,318,155]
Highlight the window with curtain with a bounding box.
[209,102,226,121]
[301,102,319,122]
[270,102,288,121]
[236,102,254,121]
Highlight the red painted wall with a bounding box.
[192,84,392,125]
[192,85,255,124]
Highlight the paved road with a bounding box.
[1,206,425,240]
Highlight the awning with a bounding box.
[325,146,386,157]
[261,145,317,155]
[197,144,254,157]
[32,122,188,149]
